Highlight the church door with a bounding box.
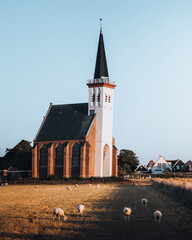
[71,143,80,177]
[39,145,48,179]
[103,144,110,176]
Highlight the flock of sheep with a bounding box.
[123,198,162,223]
[50,184,162,224]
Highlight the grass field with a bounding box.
[1,183,192,240]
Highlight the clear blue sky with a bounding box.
[1,0,192,165]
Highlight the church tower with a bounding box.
[87,22,116,177]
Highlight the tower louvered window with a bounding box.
[92,94,95,102]
[108,95,111,103]
[105,95,107,102]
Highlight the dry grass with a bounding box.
[1,183,192,240]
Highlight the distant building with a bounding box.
[183,160,192,172]
[149,156,185,174]
[32,25,118,179]
[134,164,149,174]
[0,140,32,178]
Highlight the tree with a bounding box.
[118,149,139,176]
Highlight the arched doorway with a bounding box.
[103,144,110,176]
[71,143,80,177]
[39,144,48,179]
[55,144,63,177]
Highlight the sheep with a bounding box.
[77,204,85,216]
[88,184,92,187]
[154,210,162,223]
[4,183,8,186]
[67,186,72,191]
[97,184,100,189]
[35,185,38,188]
[141,198,148,207]
[75,184,78,187]
[53,208,67,221]
[123,207,131,220]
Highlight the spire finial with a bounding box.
[100,18,102,33]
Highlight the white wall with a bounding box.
[151,156,172,174]
[88,85,114,177]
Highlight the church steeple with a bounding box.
[94,20,109,79]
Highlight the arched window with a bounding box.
[40,145,48,167]
[55,144,63,177]
[39,144,48,179]
[55,144,63,167]
[71,143,80,177]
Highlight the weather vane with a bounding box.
[100,18,102,33]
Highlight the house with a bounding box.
[32,24,118,179]
[0,140,32,178]
[183,160,192,172]
[146,160,154,172]
[150,156,185,174]
[170,159,185,172]
[134,165,149,174]
[151,156,172,174]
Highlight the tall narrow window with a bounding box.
[71,143,80,177]
[105,95,107,102]
[40,145,48,167]
[108,95,111,103]
[97,88,101,106]
[55,144,63,176]
[56,144,63,167]
[40,144,48,179]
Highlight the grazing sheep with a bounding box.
[154,210,162,223]
[88,184,92,187]
[67,186,72,191]
[35,185,38,188]
[53,208,67,221]
[97,184,100,189]
[75,184,78,187]
[77,204,85,216]
[141,198,148,207]
[123,207,131,220]
[4,183,8,186]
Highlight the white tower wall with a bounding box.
[88,80,115,177]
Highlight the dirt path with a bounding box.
[0,184,192,240]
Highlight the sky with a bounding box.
[1,0,192,165]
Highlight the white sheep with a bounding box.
[88,184,92,187]
[123,207,131,220]
[141,198,148,207]
[154,210,162,223]
[97,184,100,189]
[75,184,78,187]
[53,208,67,221]
[67,186,72,191]
[4,183,8,186]
[77,204,85,216]
[35,185,38,188]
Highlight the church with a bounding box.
[32,25,118,179]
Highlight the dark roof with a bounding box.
[135,165,149,172]
[35,103,95,141]
[94,31,109,79]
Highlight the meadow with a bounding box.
[0,183,192,240]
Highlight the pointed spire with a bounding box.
[94,19,109,79]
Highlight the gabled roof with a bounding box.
[147,160,154,168]
[172,159,185,169]
[35,103,95,142]
[94,30,109,79]
[135,164,149,172]
[185,160,192,167]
